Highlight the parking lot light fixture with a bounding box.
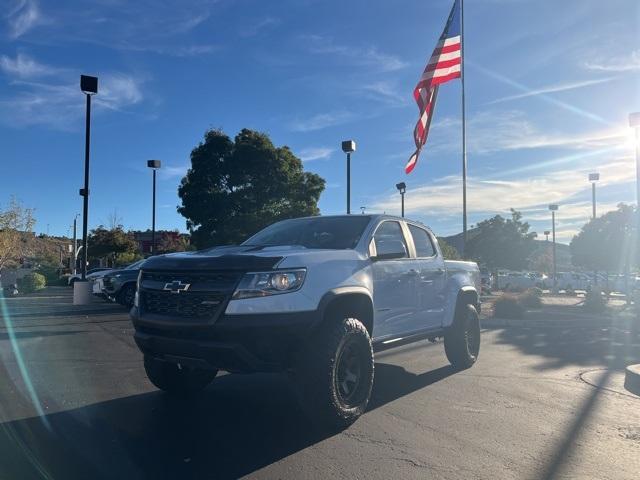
[395,182,406,217]
[589,173,600,219]
[549,204,559,292]
[147,160,162,254]
[79,75,97,281]
[341,140,356,214]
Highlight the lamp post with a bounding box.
[549,204,559,292]
[72,213,80,274]
[630,113,640,209]
[74,75,97,305]
[360,206,367,215]
[395,182,406,217]
[588,173,599,219]
[147,160,161,254]
[544,230,550,242]
[341,140,356,214]
[79,75,97,281]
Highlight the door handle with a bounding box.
[407,269,420,276]
[435,268,445,275]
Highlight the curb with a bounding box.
[624,364,640,396]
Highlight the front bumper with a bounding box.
[131,307,319,373]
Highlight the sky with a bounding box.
[0,0,638,244]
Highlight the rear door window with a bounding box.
[408,224,436,258]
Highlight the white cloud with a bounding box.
[298,147,334,162]
[486,78,615,104]
[159,164,189,180]
[360,81,407,107]
[0,72,146,128]
[369,155,635,242]
[429,110,628,155]
[585,50,640,72]
[94,74,143,111]
[289,111,355,132]
[301,35,407,72]
[6,0,43,39]
[240,16,280,37]
[0,53,58,78]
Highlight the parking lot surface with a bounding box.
[0,288,639,479]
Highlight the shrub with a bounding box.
[583,288,607,313]
[493,295,525,319]
[527,287,543,297]
[17,273,46,294]
[520,289,543,309]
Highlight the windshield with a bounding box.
[243,216,371,249]
[125,259,145,270]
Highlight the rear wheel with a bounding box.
[296,317,374,429]
[444,304,480,370]
[144,355,217,394]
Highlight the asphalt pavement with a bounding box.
[0,288,639,480]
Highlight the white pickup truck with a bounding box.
[131,215,481,427]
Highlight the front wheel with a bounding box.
[144,356,217,394]
[117,283,136,307]
[444,304,480,370]
[296,317,374,430]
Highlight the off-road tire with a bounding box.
[297,317,374,430]
[144,355,217,394]
[444,303,480,370]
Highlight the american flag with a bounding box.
[406,0,462,174]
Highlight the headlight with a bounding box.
[232,269,306,300]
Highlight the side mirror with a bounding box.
[373,239,407,261]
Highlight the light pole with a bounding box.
[549,204,559,292]
[79,75,97,281]
[589,173,599,219]
[341,140,356,214]
[147,160,161,254]
[74,75,97,305]
[544,230,550,242]
[630,113,640,209]
[396,182,406,217]
[72,213,80,274]
[360,206,367,215]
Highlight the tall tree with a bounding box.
[0,197,35,269]
[88,225,138,266]
[178,128,325,248]
[571,204,637,273]
[465,209,537,271]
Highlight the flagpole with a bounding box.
[460,0,468,256]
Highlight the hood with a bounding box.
[140,245,352,271]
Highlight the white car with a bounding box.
[131,214,481,428]
[67,268,113,285]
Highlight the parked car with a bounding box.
[67,267,112,285]
[500,272,536,291]
[101,259,146,307]
[555,272,590,292]
[479,268,493,292]
[131,214,481,427]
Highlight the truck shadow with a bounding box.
[0,362,455,480]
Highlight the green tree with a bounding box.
[0,197,35,269]
[466,209,537,271]
[88,226,138,266]
[437,238,461,260]
[178,128,326,248]
[571,204,637,273]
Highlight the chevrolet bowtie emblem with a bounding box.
[163,280,191,294]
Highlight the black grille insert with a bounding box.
[142,290,226,318]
